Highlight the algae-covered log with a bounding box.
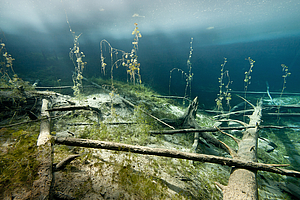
[53,136,300,178]
[220,100,262,200]
[31,99,53,199]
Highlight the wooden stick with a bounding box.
[46,105,101,113]
[53,137,300,178]
[213,109,254,118]
[151,95,192,102]
[214,126,241,144]
[54,154,80,170]
[149,125,298,135]
[230,90,300,96]
[0,112,72,129]
[264,104,300,108]
[267,113,300,116]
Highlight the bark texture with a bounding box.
[53,136,300,178]
[221,101,262,200]
[31,99,53,200]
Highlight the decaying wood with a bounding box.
[221,100,262,200]
[35,86,73,89]
[46,105,101,113]
[54,154,80,170]
[67,122,136,126]
[161,97,239,154]
[149,125,295,135]
[213,109,254,118]
[264,104,300,108]
[267,113,300,116]
[53,136,300,178]
[0,90,69,103]
[150,95,192,102]
[214,126,241,144]
[31,98,53,199]
[150,126,251,135]
[0,112,72,129]
[230,90,300,96]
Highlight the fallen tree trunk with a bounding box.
[31,99,53,199]
[53,136,300,178]
[46,105,101,113]
[220,100,262,200]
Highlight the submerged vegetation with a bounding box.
[66,14,87,98]
[277,64,291,122]
[0,126,40,198]
[215,57,232,111]
[1,20,300,199]
[169,37,194,104]
[0,41,34,94]
[100,23,142,87]
[244,57,255,98]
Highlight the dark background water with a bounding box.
[1,0,300,109]
[4,32,300,108]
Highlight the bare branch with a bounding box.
[214,126,241,144]
[53,137,300,178]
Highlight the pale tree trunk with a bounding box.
[221,100,262,200]
[31,99,53,199]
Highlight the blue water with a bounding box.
[1,0,300,108]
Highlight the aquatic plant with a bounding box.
[215,57,232,111]
[277,64,291,121]
[0,41,34,98]
[169,37,194,104]
[66,13,87,97]
[1,42,15,86]
[244,57,255,98]
[100,23,142,86]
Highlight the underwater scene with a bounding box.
[1,0,300,199]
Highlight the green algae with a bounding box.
[0,126,40,197]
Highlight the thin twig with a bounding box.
[214,126,241,144]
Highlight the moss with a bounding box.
[115,163,168,199]
[0,127,40,197]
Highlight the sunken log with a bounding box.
[53,136,300,178]
[31,99,53,199]
[220,100,262,200]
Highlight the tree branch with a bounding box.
[53,137,300,178]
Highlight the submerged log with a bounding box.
[162,97,235,154]
[46,105,101,113]
[53,136,300,178]
[31,99,53,199]
[221,100,262,200]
